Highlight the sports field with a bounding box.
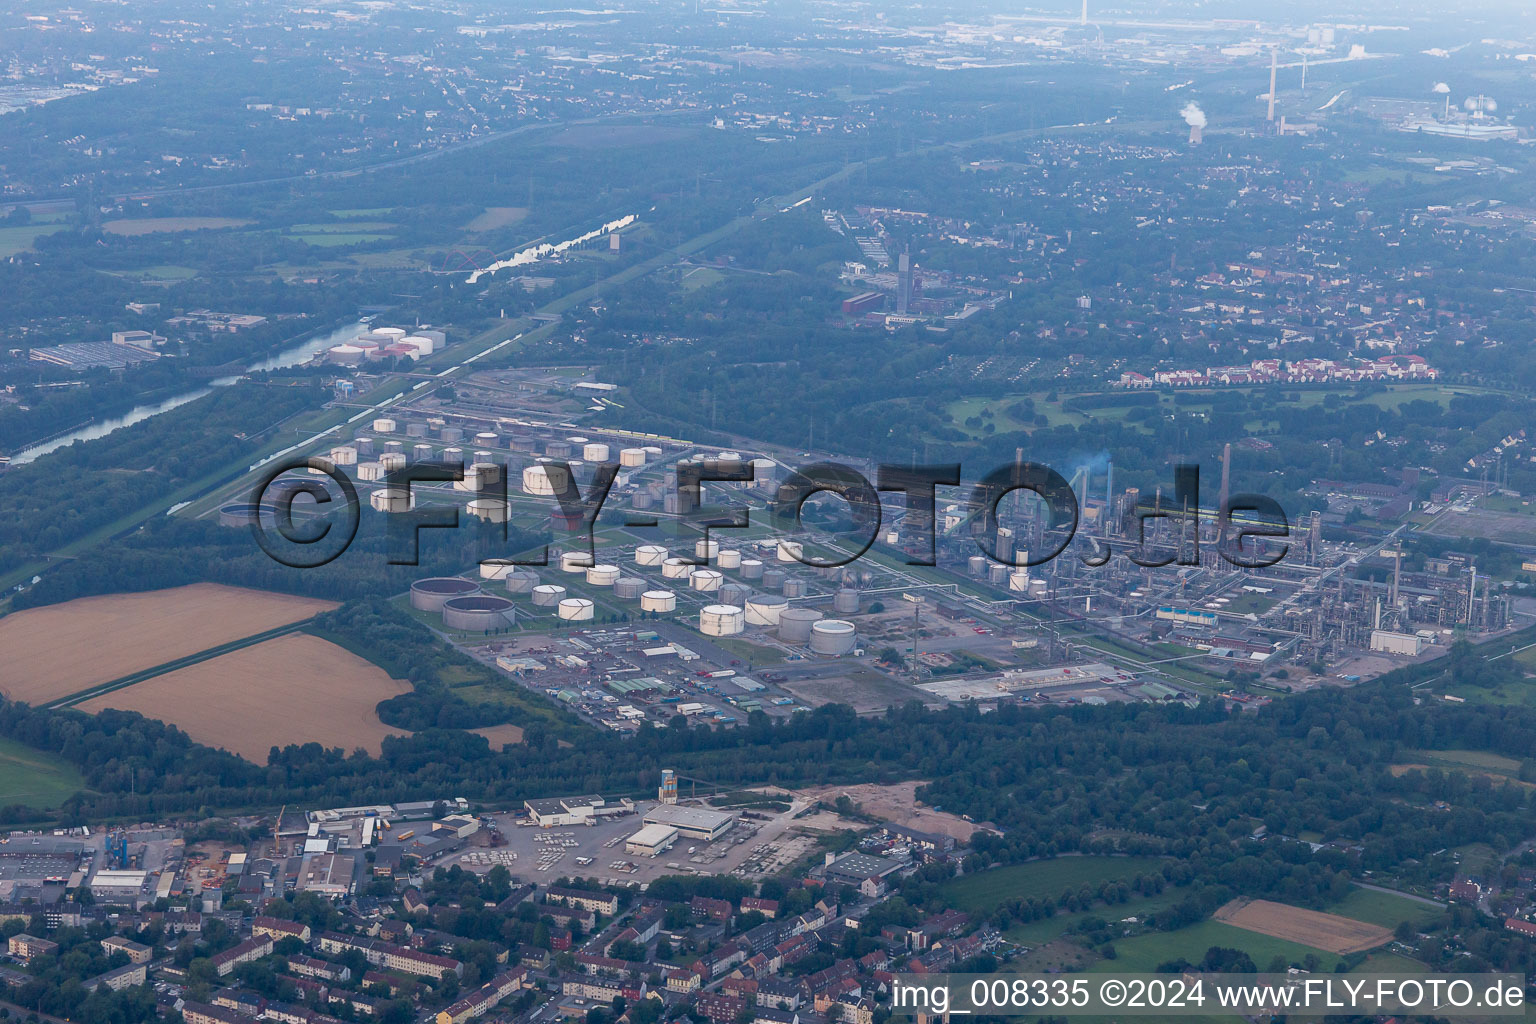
[1214,898,1393,954]
[0,585,337,705]
[79,633,409,762]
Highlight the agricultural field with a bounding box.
[940,856,1168,912]
[1399,748,1526,778]
[0,222,68,257]
[1213,898,1393,954]
[79,633,410,762]
[465,207,528,232]
[0,738,86,813]
[102,217,253,235]
[0,585,338,705]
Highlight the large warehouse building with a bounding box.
[625,824,679,857]
[641,805,736,842]
[524,795,636,828]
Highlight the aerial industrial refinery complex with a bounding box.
[202,347,1519,733]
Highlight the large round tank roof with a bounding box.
[412,577,480,595]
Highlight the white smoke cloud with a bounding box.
[1180,101,1207,128]
[1432,82,1451,94]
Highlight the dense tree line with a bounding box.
[2,633,1533,919]
[0,381,322,568]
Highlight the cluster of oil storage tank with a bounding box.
[328,327,444,365]
[598,540,864,654]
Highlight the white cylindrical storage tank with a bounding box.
[328,344,364,365]
[505,570,540,594]
[372,326,406,341]
[410,577,481,612]
[458,461,502,492]
[1009,571,1031,592]
[405,421,429,438]
[752,458,777,491]
[809,619,857,656]
[741,559,764,580]
[833,588,860,614]
[370,487,414,513]
[614,577,647,599]
[379,452,406,473]
[695,538,720,561]
[691,569,724,592]
[467,498,509,523]
[640,590,677,613]
[620,447,647,467]
[402,335,436,356]
[661,557,692,579]
[699,604,745,637]
[353,437,374,456]
[558,598,595,621]
[480,560,518,581]
[443,595,517,632]
[586,564,621,586]
[522,464,569,496]
[761,569,786,591]
[531,584,567,607]
[329,446,358,466]
[474,431,500,448]
[744,595,788,626]
[778,608,823,643]
[989,564,1009,585]
[582,442,610,462]
[560,550,593,573]
[717,549,742,570]
[716,451,741,462]
[777,540,804,563]
[635,544,668,566]
[968,555,987,576]
[642,445,663,457]
[372,417,397,433]
[720,583,750,607]
[357,463,384,482]
[411,443,434,463]
[782,578,807,598]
